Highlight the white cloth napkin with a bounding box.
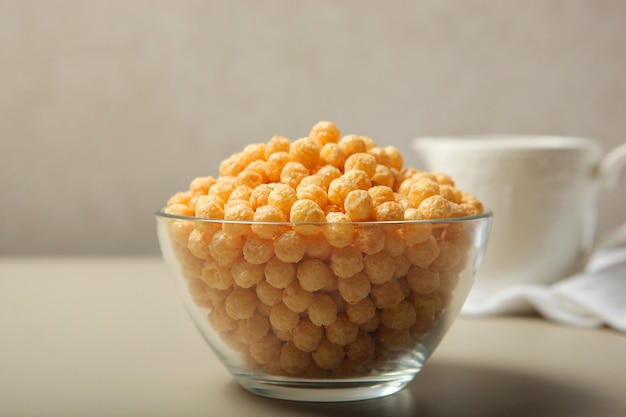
[462,224,626,332]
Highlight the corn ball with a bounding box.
[273,230,306,263]
[208,230,244,267]
[330,245,364,279]
[408,178,440,208]
[303,234,333,260]
[320,143,347,170]
[225,288,258,320]
[392,255,412,279]
[344,153,377,178]
[323,212,354,248]
[201,260,233,290]
[249,333,282,365]
[296,184,328,209]
[418,195,456,220]
[236,311,270,345]
[327,176,358,207]
[292,319,324,352]
[280,342,312,376]
[344,189,373,222]
[167,191,192,207]
[265,135,291,158]
[315,163,343,189]
[264,257,296,289]
[269,302,300,332]
[251,205,286,239]
[280,161,310,189]
[249,183,274,210]
[266,151,291,183]
[312,338,345,370]
[433,240,462,270]
[407,265,440,295]
[345,297,376,324]
[309,121,340,146]
[283,281,314,313]
[353,226,385,255]
[209,305,239,333]
[274,328,294,342]
[343,169,371,191]
[377,325,412,351]
[296,259,331,292]
[359,311,380,333]
[326,314,359,345]
[346,331,376,362]
[404,235,440,268]
[187,228,212,260]
[289,199,325,235]
[307,293,338,326]
[230,258,265,288]
[338,135,367,156]
[169,220,193,247]
[242,236,274,264]
[298,174,327,190]
[208,180,235,202]
[267,183,297,218]
[370,278,405,309]
[380,300,417,330]
[337,272,371,305]
[256,280,283,306]
[363,251,395,284]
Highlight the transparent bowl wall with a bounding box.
[155,211,492,402]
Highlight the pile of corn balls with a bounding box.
[164,121,483,378]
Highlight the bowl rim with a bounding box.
[154,207,493,226]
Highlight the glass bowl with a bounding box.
[155,209,492,402]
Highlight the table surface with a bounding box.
[1,256,624,417]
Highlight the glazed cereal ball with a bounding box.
[315,165,342,189]
[222,203,254,237]
[359,311,380,333]
[309,121,341,146]
[280,342,312,375]
[407,178,440,208]
[326,314,359,345]
[195,195,225,219]
[370,278,405,309]
[209,305,239,333]
[290,137,321,169]
[418,195,456,219]
[249,333,282,365]
[330,245,364,279]
[188,230,214,260]
[303,233,333,260]
[230,258,265,288]
[337,272,371,305]
[380,300,417,330]
[371,165,396,189]
[269,302,300,332]
[256,279,283,306]
[404,235,440,268]
[383,228,407,257]
[264,257,296,289]
[345,297,376,324]
[242,236,274,264]
[296,184,328,208]
[235,168,265,189]
[368,185,395,205]
[251,205,286,239]
[346,331,376,362]
[165,202,194,216]
[225,288,258,320]
[268,183,297,218]
[363,251,395,284]
[298,174,326,190]
[407,265,440,294]
[312,338,345,370]
[242,143,266,162]
[292,319,324,352]
[344,153,377,178]
[307,293,338,326]
[236,311,270,345]
[403,208,432,245]
[344,190,373,222]
[265,135,291,158]
[353,226,385,255]
[327,176,358,207]
[289,199,325,235]
[208,230,244,267]
[320,143,347,169]
[266,151,291,183]
[201,259,233,290]
[249,183,274,210]
[169,220,194,246]
[273,230,307,263]
[433,240,462,270]
[323,212,355,248]
[280,161,310,189]
[377,325,412,351]
[219,153,247,177]
[338,135,367,156]
[392,255,412,279]
[168,191,192,207]
[283,281,314,313]
[297,259,331,292]
[342,169,371,191]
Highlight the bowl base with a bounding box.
[235,373,416,402]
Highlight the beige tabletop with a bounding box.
[1,257,624,417]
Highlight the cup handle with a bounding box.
[597,143,626,189]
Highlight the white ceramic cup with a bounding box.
[410,135,626,309]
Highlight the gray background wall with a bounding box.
[1,0,625,255]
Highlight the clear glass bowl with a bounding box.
[155,210,492,402]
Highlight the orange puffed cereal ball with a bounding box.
[307,293,338,326]
[289,137,320,169]
[368,185,395,205]
[167,191,192,207]
[209,305,239,333]
[377,325,412,351]
[370,278,405,309]
[187,228,213,260]
[337,272,371,305]
[298,174,326,190]
[243,143,267,162]
[303,234,333,260]
[338,135,367,156]
[292,318,324,352]
[315,165,342,189]
[359,310,380,333]
[265,135,291,158]
[312,338,345,370]
[209,230,244,267]
[296,184,328,209]
[353,225,385,255]
[363,251,395,284]
[323,212,355,249]
[326,314,359,345]
[242,236,274,264]
[407,265,440,294]
[249,183,274,209]
[408,178,440,207]
[345,297,376,324]
[297,259,331,292]
[327,176,358,207]
[404,235,440,268]
[342,169,371,191]
[228,184,253,203]
[403,208,433,245]
[309,120,341,146]
[344,153,377,178]
[418,195,455,219]
[225,288,258,320]
[222,203,254,237]
[273,230,306,263]
[219,153,248,177]
[439,184,460,203]
[374,201,405,221]
[267,183,297,218]
[346,331,376,362]
[237,311,270,345]
[264,257,296,289]
[201,260,233,289]
[384,146,403,170]
[330,245,364,279]
[283,281,314,313]
[380,300,416,330]
[249,333,282,365]
[165,203,194,217]
[269,302,300,332]
[392,255,412,279]
[169,220,193,246]
[280,342,312,375]
[256,279,283,306]
[383,228,407,257]
[289,199,326,235]
[265,151,291,183]
[230,258,265,288]
[320,143,347,169]
[433,240,461,270]
[371,164,396,188]
[368,146,390,165]
[195,195,225,219]
[235,168,265,189]
[280,161,310,189]
[344,190,373,222]
[251,205,286,239]
[189,176,216,195]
